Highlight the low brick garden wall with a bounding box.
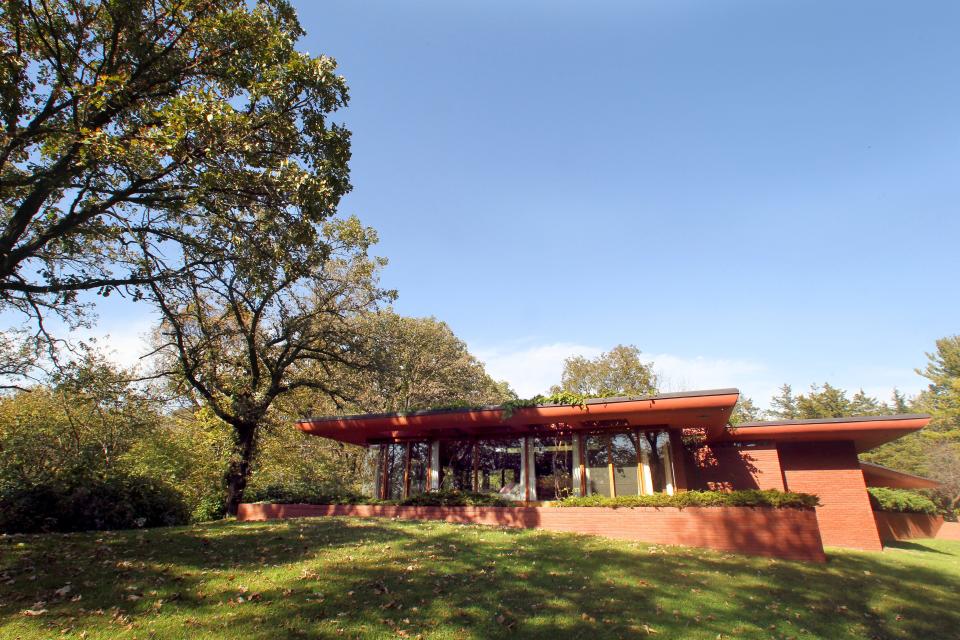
[238,503,826,563]
[873,511,944,542]
[935,521,960,541]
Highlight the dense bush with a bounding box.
[191,493,228,523]
[556,489,820,510]
[0,472,190,534]
[245,482,370,505]
[868,487,939,515]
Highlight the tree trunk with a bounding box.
[224,422,258,516]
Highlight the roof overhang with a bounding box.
[297,388,740,445]
[860,461,941,489]
[718,414,931,453]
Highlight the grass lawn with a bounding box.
[1,518,958,639]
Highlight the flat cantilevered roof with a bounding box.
[720,414,931,452]
[860,461,941,489]
[297,388,741,445]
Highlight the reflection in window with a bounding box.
[384,443,406,500]
[638,431,673,494]
[408,442,430,496]
[438,440,473,491]
[585,434,612,497]
[584,430,674,496]
[475,439,523,500]
[377,442,430,499]
[438,439,523,499]
[611,433,640,497]
[533,437,573,500]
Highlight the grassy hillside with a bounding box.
[1,517,957,639]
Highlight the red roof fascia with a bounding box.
[297,389,740,445]
[860,461,941,489]
[718,415,931,453]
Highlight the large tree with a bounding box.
[150,216,391,514]
[550,344,658,398]
[1,0,350,330]
[351,312,514,414]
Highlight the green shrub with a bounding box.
[0,472,190,533]
[191,493,227,523]
[556,489,820,510]
[397,490,510,507]
[868,487,939,515]
[244,482,369,505]
[243,486,510,507]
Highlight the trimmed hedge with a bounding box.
[868,487,939,515]
[244,486,816,510]
[396,490,510,507]
[556,489,820,510]
[246,486,510,508]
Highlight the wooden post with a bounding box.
[636,429,645,496]
[522,437,530,502]
[579,437,587,496]
[403,442,412,498]
[424,441,431,491]
[380,444,390,500]
[571,433,584,497]
[472,442,479,492]
[607,440,616,498]
[429,441,441,490]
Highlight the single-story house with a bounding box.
[243,388,943,560]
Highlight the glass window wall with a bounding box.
[533,436,574,500]
[475,439,523,500]
[438,440,473,491]
[408,442,430,496]
[584,430,674,497]
[377,442,431,499]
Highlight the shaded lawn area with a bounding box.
[1,518,958,639]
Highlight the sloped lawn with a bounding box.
[1,517,957,639]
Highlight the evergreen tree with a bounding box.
[768,384,799,420]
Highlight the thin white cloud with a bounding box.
[74,315,158,371]
[643,352,767,394]
[472,341,771,400]
[472,342,602,397]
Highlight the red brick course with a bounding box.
[778,442,882,551]
[873,512,944,542]
[690,443,785,491]
[237,503,826,563]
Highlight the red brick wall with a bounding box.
[873,512,944,541]
[689,443,785,491]
[779,442,882,550]
[936,521,960,541]
[237,503,826,563]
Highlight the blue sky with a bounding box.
[68,1,960,405]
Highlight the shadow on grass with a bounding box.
[883,540,955,555]
[2,517,958,639]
